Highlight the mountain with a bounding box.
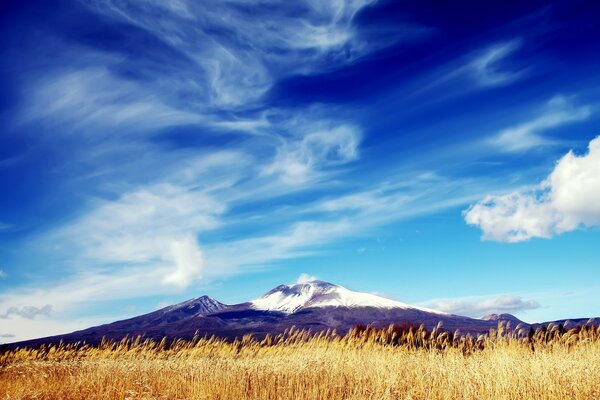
[161,295,227,317]
[4,280,597,349]
[250,280,447,314]
[10,295,230,346]
[102,294,227,330]
[481,313,523,325]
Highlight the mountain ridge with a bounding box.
[3,280,599,349]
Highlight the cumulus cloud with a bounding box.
[296,273,319,284]
[490,96,591,152]
[1,304,53,319]
[465,135,600,242]
[424,295,540,318]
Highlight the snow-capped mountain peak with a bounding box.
[163,295,227,315]
[250,280,447,315]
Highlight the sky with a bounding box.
[1,0,600,343]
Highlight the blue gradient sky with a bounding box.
[1,0,600,342]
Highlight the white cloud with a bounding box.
[490,96,591,152]
[0,304,53,319]
[162,235,205,288]
[296,273,319,284]
[264,124,361,184]
[0,266,168,318]
[0,315,113,344]
[423,295,540,318]
[82,0,385,107]
[206,219,355,274]
[469,40,523,87]
[0,333,15,339]
[465,135,600,242]
[421,39,524,94]
[25,67,203,134]
[0,270,5,279]
[54,183,224,288]
[205,180,482,275]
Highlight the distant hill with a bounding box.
[481,313,523,325]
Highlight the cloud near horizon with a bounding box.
[465,135,600,242]
[424,295,541,318]
[0,304,54,319]
[0,333,16,338]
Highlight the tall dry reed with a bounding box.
[1,322,599,399]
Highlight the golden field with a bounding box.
[1,322,599,400]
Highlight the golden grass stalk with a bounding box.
[1,322,599,399]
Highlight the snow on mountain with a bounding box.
[163,295,227,315]
[250,280,447,315]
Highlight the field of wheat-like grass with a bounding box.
[1,322,599,400]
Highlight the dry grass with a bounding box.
[1,322,599,400]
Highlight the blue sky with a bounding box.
[1,0,600,343]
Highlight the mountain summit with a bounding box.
[250,280,447,314]
[163,295,227,316]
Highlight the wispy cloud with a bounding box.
[489,96,592,152]
[465,135,600,242]
[82,0,396,108]
[0,304,53,319]
[423,294,540,318]
[23,67,204,134]
[0,315,115,344]
[0,270,5,279]
[55,183,226,287]
[468,40,524,87]
[296,273,319,284]
[0,333,16,339]
[421,39,525,94]
[263,124,361,185]
[204,178,486,276]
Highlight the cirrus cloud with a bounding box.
[264,124,361,185]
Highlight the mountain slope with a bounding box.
[113,295,228,329]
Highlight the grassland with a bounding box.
[1,322,599,400]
